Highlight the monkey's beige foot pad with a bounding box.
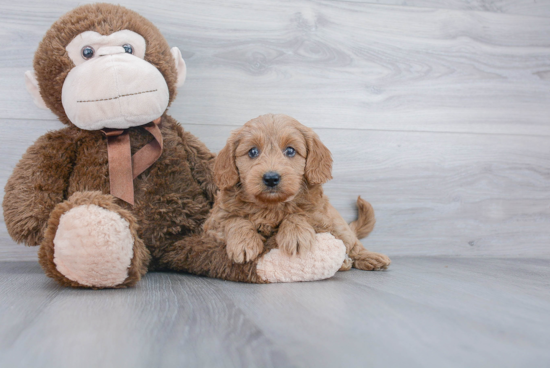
[53,204,134,288]
[257,233,346,282]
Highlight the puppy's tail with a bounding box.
[349,196,376,239]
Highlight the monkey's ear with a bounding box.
[170,47,187,88]
[24,70,48,110]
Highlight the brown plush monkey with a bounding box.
[3,3,346,288]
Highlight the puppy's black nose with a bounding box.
[263,172,280,188]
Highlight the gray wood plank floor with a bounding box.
[1,257,549,368]
[1,1,549,366]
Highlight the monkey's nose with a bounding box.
[263,172,281,188]
[97,46,126,56]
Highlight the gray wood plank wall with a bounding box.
[1,0,549,261]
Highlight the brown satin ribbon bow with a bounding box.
[101,117,163,205]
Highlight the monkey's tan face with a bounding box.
[60,30,174,130]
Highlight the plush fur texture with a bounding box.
[52,204,135,287]
[256,233,346,282]
[4,4,346,288]
[205,114,391,271]
[38,191,149,289]
[33,3,179,126]
[7,111,271,287]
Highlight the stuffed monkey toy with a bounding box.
[2,3,346,288]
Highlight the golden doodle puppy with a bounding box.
[204,114,391,271]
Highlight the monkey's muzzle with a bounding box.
[62,47,169,130]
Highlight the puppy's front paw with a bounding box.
[276,218,316,256]
[226,230,264,263]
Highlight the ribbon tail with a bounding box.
[105,131,134,205]
[102,118,162,206]
[132,121,164,179]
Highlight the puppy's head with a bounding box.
[215,114,332,204]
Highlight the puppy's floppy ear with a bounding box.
[214,133,239,190]
[301,126,333,185]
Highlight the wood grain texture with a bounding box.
[1,0,550,261]
[1,1,550,135]
[0,262,291,368]
[1,258,549,367]
[349,0,550,18]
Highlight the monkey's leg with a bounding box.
[158,232,347,283]
[39,191,150,289]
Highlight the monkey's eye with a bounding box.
[122,44,133,54]
[248,147,260,158]
[81,46,95,60]
[284,147,296,157]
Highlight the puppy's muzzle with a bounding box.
[263,171,280,188]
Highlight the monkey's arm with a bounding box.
[157,231,346,284]
[172,117,217,203]
[156,233,268,283]
[3,128,77,246]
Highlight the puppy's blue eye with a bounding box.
[248,147,259,158]
[81,46,94,59]
[122,44,133,54]
[284,147,296,157]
